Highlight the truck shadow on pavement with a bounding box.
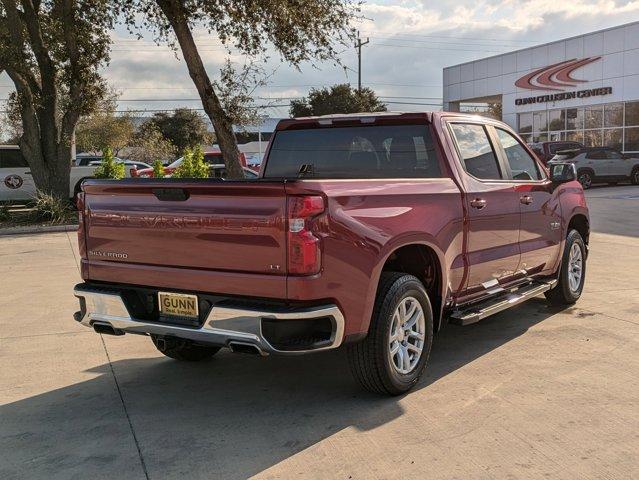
[2,298,566,480]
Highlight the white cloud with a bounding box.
[4,1,639,119]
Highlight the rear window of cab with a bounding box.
[264,124,442,179]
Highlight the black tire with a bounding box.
[577,170,593,189]
[151,335,220,361]
[631,167,639,186]
[347,272,434,396]
[545,229,586,305]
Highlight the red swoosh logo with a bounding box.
[515,57,601,91]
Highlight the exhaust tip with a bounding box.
[229,341,262,355]
[93,322,125,336]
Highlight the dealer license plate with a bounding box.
[158,292,199,318]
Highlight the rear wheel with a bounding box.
[151,335,220,361]
[347,272,433,395]
[545,229,586,305]
[577,170,593,189]
[631,167,639,185]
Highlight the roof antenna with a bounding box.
[298,163,314,177]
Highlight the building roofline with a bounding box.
[444,20,639,70]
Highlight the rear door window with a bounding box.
[264,124,441,179]
[495,128,543,181]
[0,149,27,168]
[449,123,502,180]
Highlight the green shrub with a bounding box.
[0,204,10,222]
[32,191,74,224]
[172,146,209,178]
[93,147,125,179]
[152,159,165,178]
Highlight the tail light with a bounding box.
[76,191,87,259]
[287,195,325,275]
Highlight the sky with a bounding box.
[2,0,639,121]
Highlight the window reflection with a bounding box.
[518,102,639,152]
[450,123,502,180]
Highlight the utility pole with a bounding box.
[355,31,369,92]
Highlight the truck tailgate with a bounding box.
[81,180,287,296]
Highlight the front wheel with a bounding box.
[577,170,593,189]
[545,229,587,305]
[347,273,434,395]
[631,167,639,185]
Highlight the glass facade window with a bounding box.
[548,110,564,131]
[518,113,533,133]
[565,108,584,130]
[533,111,548,132]
[518,101,639,152]
[585,106,603,129]
[604,103,623,127]
[584,129,603,147]
[625,127,639,151]
[626,102,639,126]
[604,129,623,151]
[565,131,584,143]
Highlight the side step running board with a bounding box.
[449,280,557,326]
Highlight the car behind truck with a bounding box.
[73,112,589,395]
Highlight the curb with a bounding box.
[0,224,78,236]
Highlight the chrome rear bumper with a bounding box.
[73,286,344,355]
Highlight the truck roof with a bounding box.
[276,111,508,131]
[276,111,434,130]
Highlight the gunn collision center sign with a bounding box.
[514,56,612,105]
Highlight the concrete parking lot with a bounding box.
[1,185,638,480]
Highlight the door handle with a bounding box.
[520,195,533,205]
[24,171,31,175]
[470,198,487,209]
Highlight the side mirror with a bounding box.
[550,162,577,184]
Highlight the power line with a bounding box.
[372,42,507,53]
[366,35,533,49]
[359,31,538,43]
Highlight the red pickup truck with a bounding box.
[73,112,589,395]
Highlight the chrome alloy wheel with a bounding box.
[568,243,583,293]
[388,296,426,375]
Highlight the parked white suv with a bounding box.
[549,147,639,189]
[0,145,96,202]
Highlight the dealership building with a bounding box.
[443,21,639,152]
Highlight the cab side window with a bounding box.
[495,129,543,181]
[586,150,606,160]
[449,123,502,180]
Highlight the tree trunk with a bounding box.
[156,0,245,179]
[19,132,72,200]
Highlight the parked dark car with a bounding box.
[528,141,585,165]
